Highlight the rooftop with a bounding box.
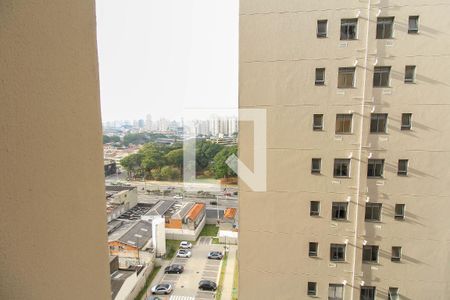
[112,220,153,249]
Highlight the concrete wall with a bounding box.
[239,0,450,299]
[165,216,207,241]
[0,1,111,299]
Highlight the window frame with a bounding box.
[373,66,391,88]
[360,286,376,300]
[394,204,405,220]
[362,245,379,263]
[370,113,388,133]
[388,287,400,300]
[397,159,408,176]
[408,16,419,34]
[334,159,351,178]
[311,158,322,174]
[317,19,328,38]
[335,114,353,134]
[338,67,356,88]
[340,18,358,40]
[391,246,402,262]
[365,203,382,222]
[310,201,320,216]
[308,281,318,296]
[376,17,394,39]
[401,113,412,130]
[367,159,385,178]
[330,244,346,262]
[313,114,324,131]
[328,284,344,300]
[332,202,348,221]
[315,68,326,85]
[404,65,416,83]
[309,242,319,257]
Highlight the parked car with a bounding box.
[198,280,217,291]
[151,283,173,295]
[179,241,192,249]
[173,194,183,199]
[207,251,223,260]
[176,249,192,258]
[164,264,184,274]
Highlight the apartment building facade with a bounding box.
[239,1,450,299]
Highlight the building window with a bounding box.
[389,287,400,300]
[362,245,379,263]
[317,19,328,38]
[313,114,324,131]
[394,204,405,220]
[329,284,344,300]
[391,246,402,262]
[338,67,356,88]
[308,282,317,296]
[408,16,419,33]
[310,201,320,216]
[309,242,318,257]
[341,18,358,40]
[401,113,412,130]
[367,159,384,178]
[373,66,391,87]
[365,203,382,222]
[311,158,322,174]
[330,244,346,262]
[398,159,408,176]
[404,65,416,83]
[360,286,376,300]
[376,17,394,39]
[334,159,351,177]
[335,114,352,133]
[315,68,325,85]
[370,113,388,133]
[332,202,348,220]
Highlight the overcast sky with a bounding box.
[96,0,238,122]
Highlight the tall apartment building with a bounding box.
[239,1,450,299]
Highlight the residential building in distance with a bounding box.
[239,1,450,299]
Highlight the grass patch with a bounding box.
[232,260,238,300]
[165,240,180,260]
[215,252,229,300]
[199,224,219,237]
[134,265,161,300]
[212,237,220,244]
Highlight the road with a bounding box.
[106,176,238,209]
[148,237,226,300]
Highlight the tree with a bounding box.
[165,148,184,172]
[160,166,181,181]
[212,146,237,179]
[120,153,143,178]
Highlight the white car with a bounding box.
[151,283,173,295]
[176,249,192,258]
[173,195,183,199]
[180,241,192,249]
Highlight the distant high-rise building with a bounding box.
[146,114,153,131]
[239,1,450,299]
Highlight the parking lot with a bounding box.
[151,237,225,300]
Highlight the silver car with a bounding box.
[151,283,173,295]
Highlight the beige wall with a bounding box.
[239,0,450,299]
[0,1,111,299]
